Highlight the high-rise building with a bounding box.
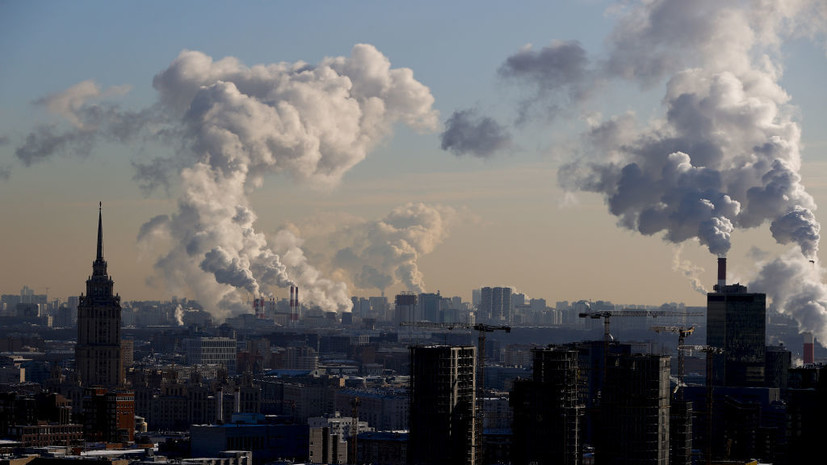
[394,293,416,324]
[75,204,123,388]
[409,345,476,465]
[598,353,671,465]
[478,287,512,323]
[418,292,441,322]
[511,346,583,465]
[707,258,766,387]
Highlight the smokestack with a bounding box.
[717,257,727,291]
[291,286,300,326]
[804,331,815,364]
[216,388,224,424]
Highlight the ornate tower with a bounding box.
[75,203,122,387]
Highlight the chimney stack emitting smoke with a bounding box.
[717,257,727,291]
[804,331,815,365]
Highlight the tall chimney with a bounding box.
[804,331,815,364]
[717,257,727,291]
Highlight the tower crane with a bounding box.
[579,309,703,393]
[650,325,695,399]
[400,321,511,458]
[679,344,723,465]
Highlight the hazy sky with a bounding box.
[2,1,827,319]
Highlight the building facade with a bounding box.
[707,258,767,387]
[511,347,583,465]
[183,337,238,374]
[75,205,123,388]
[598,353,670,465]
[409,345,476,465]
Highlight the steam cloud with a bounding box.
[750,249,827,342]
[441,109,512,158]
[558,1,821,260]
[559,0,825,338]
[329,202,457,294]
[22,44,438,319]
[469,0,827,338]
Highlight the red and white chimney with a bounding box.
[717,257,727,291]
[804,331,815,364]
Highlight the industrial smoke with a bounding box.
[19,44,439,319]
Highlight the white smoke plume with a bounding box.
[324,202,457,294]
[671,246,707,295]
[23,44,438,320]
[750,248,827,342]
[554,0,823,260]
[174,304,184,326]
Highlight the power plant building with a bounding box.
[706,258,767,387]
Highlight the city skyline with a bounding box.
[2,1,827,329]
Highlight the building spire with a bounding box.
[97,201,104,261]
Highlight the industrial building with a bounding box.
[707,257,767,387]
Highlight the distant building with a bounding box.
[409,345,476,465]
[308,426,348,464]
[478,287,512,323]
[75,205,123,388]
[191,419,309,465]
[357,431,407,465]
[417,292,441,322]
[393,294,416,325]
[707,258,767,387]
[183,337,237,374]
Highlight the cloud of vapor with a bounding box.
[671,246,707,295]
[22,44,438,319]
[325,203,457,294]
[15,80,156,167]
[750,248,827,342]
[555,0,822,261]
[498,40,596,122]
[440,109,512,158]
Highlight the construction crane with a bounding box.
[679,344,723,465]
[579,309,702,393]
[650,326,695,399]
[399,321,511,458]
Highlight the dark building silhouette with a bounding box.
[707,257,766,387]
[511,346,583,465]
[408,345,476,465]
[82,387,135,443]
[75,204,123,388]
[669,399,692,465]
[597,353,670,465]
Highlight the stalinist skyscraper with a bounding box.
[75,203,122,387]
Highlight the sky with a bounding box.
[2,1,827,329]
